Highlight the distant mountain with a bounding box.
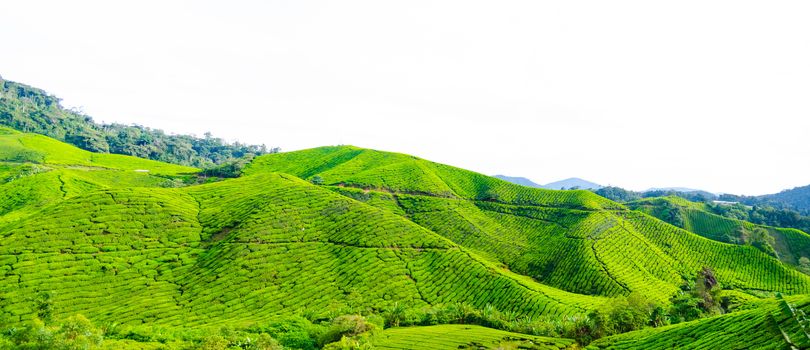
[542,177,602,190]
[645,187,708,193]
[495,175,602,190]
[760,185,810,214]
[720,184,810,215]
[493,175,542,188]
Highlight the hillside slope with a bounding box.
[760,185,810,215]
[0,126,196,224]
[588,295,810,349]
[4,133,810,349]
[628,196,810,267]
[245,146,810,302]
[0,134,606,329]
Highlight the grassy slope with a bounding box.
[245,146,810,302]
[0,126,197,174]
[588,295,810,349]
[4,135,810,348]
[0,173,603,326]
[372,324,576,350]
[628,196,810,266]
[0,134,606,328]
[0,126,196,225]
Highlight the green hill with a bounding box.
[0,133,603,330]
[0,126,196,224]
[588,294,810,349]
[246,146,810,302]
[4,132,810,348]
[371,324,575,349]
[628,196,810,267]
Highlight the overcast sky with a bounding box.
[2,1,809,195]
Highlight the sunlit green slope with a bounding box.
[372,324,575,349]
[0,127,196,225]
[244,145,619,210]
[0,126,197,173]
[1,155,604,329]
[245,146,810,302]
[5,133,810,349]
[629,196,810,267]
[588,295,810,349]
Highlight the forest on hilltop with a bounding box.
[0,76,277,167]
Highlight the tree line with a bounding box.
[593,186,810,235]
[0,77,278,168]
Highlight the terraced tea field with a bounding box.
[247,146,810,302]
[629,196,810,266]
[372,324,576,349]
[588,295,810,349]
[4,131,810,348]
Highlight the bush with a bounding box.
[589,293,661,338]
[199,335,229,350]
[311,175,324,185]
[318,315,375,347]
[6,314,103,350]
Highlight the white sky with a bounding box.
[2,1,809,195]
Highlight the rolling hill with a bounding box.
[588,294,810,349]
[3,129,810,348]
[495,175,602,190]
[0,132,603,339]
[627,196,810,268]
[246,146,810,301]
[761,185,810,214]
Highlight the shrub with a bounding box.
[311,175,324,185]
[199,335,229,350]
[318,315,375,347]
[589,293,660,338]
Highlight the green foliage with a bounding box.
[593,186,716,204]
[721,184,810,216]
[32,292,54,324]
[0,79,276,167]
[628,196,810,267]
[707,200,810,236]
[199,335,229,350]
[3,314,103,350]
[589,295,810,349]
[200,155,255,178]
[318,315,375,347]
[668,267,723,324]
[3,131,810,349]
[371,324,575,350]
[593,186,641,202]
[589,293,663,339]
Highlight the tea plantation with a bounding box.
[629,196,810,267]
[3,131,810,348]
[248,146,810,301]
[588,294,810,349]
[371,324,575,349]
